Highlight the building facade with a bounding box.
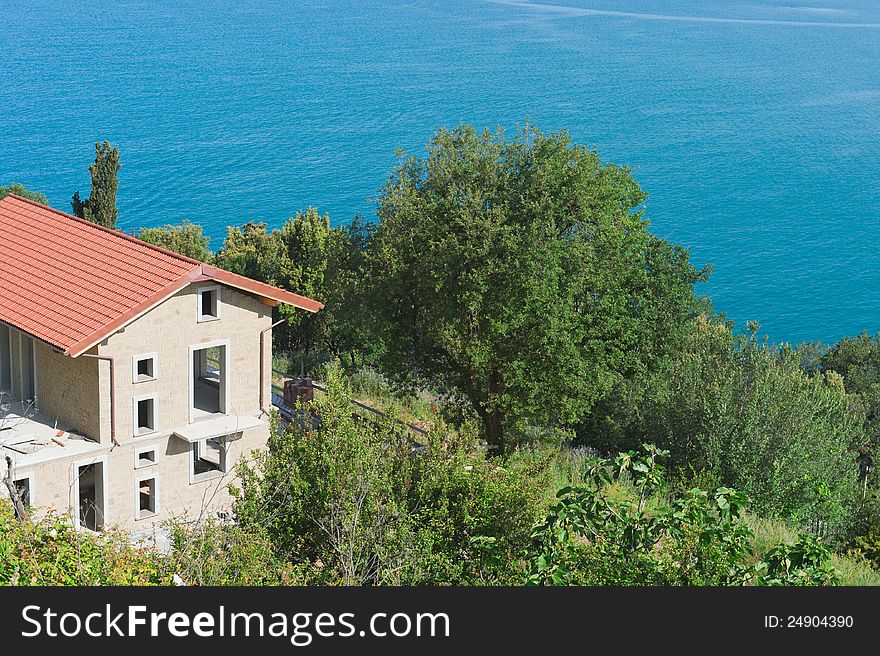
[0,194,322,531]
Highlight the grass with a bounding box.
[746,514,880,586]
[345,367,437,428]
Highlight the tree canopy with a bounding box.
[137,220,213,262]
[214,210,370,355]
[366,124,708,452]
[0,183,48,205]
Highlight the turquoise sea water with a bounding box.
[1,0,879,344]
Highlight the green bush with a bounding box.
[137,220,213,262]
[233,361,546,585]
[526,445,840,586]
[0,503,167,585]
[0,502,303,586]
[403,439,550,584]
[528,445,752,585]
[842,491,880,569]
[755,535,838,586]
[167,520,311,585]
[584,318,862,526]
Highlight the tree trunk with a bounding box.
[472,369,507,455]
[484,408,505,455]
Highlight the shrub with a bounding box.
[167,520,311,585]
[583,318,862,526]
[403,438,550,584]
[233,361,547,585]
[0,503,167,586]
[817,331,880,487]
[137,220,213,262]
[526,445,839,586]
[755,535,838,586]
[233,370,411,585]
[842,490,880,568]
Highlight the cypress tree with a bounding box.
[72,141,120,229]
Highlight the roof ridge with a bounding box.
[3,193,205,268]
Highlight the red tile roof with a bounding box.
[0,194,323,357]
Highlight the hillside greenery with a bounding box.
[5,366,875,586]
[4,123,879,585]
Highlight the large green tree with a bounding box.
[72,141,120,228]
[367,124,707,452]
[214,220,281,282]
[214,212,330,352]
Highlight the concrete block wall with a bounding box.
[2,421,267,530]
[2,454,76,519]
[96,282,274,528]
[3,281,278,531]
[100,283,273,443]
[34,342,102,440]
[103,422,269,527]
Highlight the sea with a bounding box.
[1,0,879,345]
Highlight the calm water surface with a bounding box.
[1,0,879,344]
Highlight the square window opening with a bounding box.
[133,353,158,383]
[198,287,220,321]
[137,358,153,379]
[137,449,157,468]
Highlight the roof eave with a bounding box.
[200,264,324,313]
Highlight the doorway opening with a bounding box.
[77,461,105,531]
[12,475,31,519]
